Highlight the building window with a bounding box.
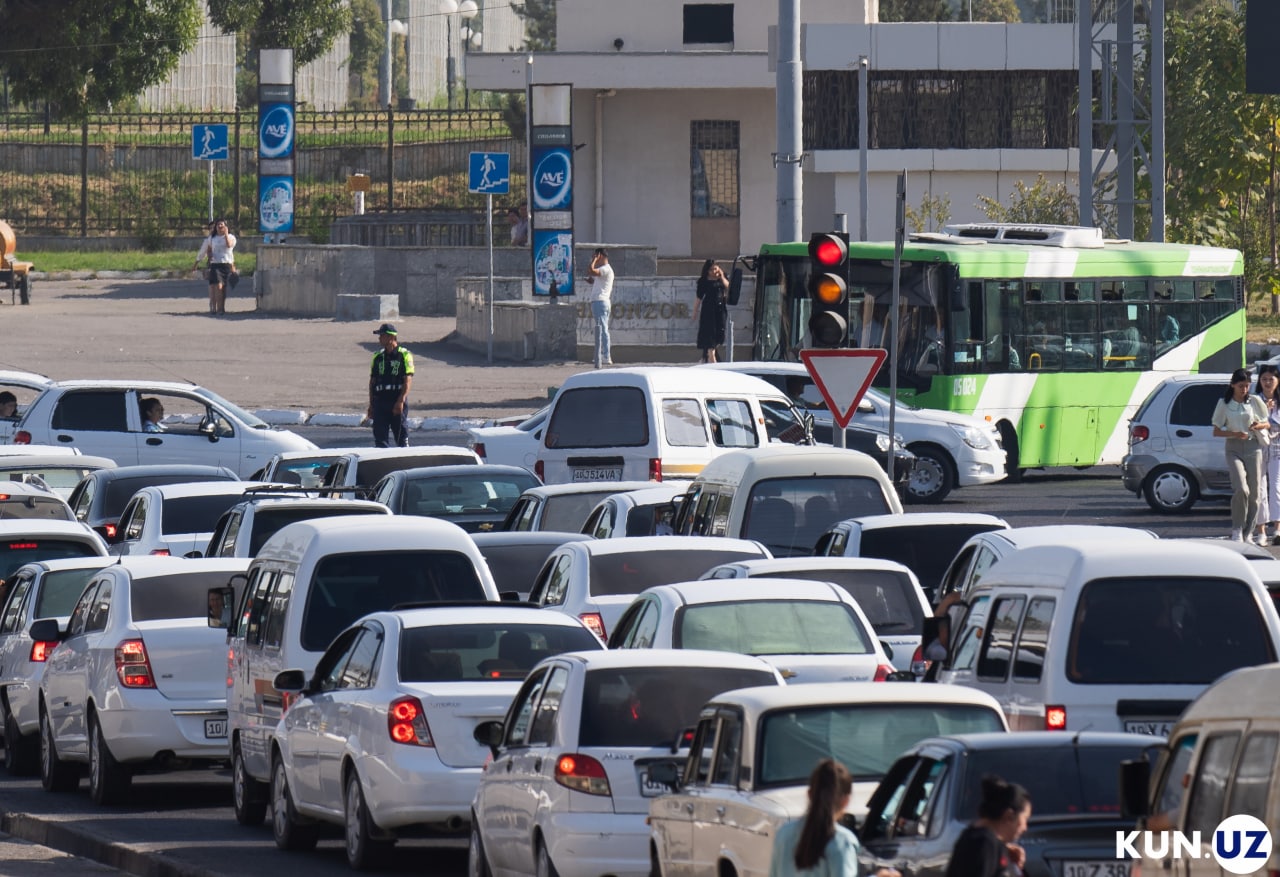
[690,120,739,218]
[684,4,734,44]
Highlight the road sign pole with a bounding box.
[889,171,907,486]
[208,161,215,222]
[487,193,495,365]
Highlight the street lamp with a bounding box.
[441,0,479,111]
[460,1,481,110]
[379,0,407,108]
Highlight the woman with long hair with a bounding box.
[1212,368,1270,542]
[1253,364,1280,544]
[768,759,900,877]
[693,259,729,363]
[945,774,1031,877]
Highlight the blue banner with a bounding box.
[258,176,295,233]
[259,103,295,159]
[532,229,574,297]
[531,146,572,211]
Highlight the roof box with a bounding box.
[940,223,1106,249]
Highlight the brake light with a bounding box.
[910,645,928,678]
[115,639,155,688]
[8,542,37,550]
[649,458,663,482]
[13,431,30,445]
[1046,705,1067,730]
[1130,424,1149,442]
[104,523,118,540]
[388,695,434,746]
[534,460,544,480]
[29,640,56,662]
[473,442,487,460]
[580,612,607,640]
[873,663,896,682]
[226,647,234,688]
[149,548,171,556]
[554,753,611,796]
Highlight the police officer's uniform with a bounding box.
[368,323,414,447]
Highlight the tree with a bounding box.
[0,0,202,117]
[880,0,1020,21]
[906,193,953,233]
[347,0,386,107]
[513,0,556,51]
[977,175,1079,224]
[209,0,351,106]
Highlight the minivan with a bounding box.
[940,541,1280,734]
[534,367,810,484]
[673,446,903,557]
[217,514,500,828]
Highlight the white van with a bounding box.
[673,446,903,557]
[940,541,1280,735]
[218,514,499,827]
[1120,663,1280,877]
[535,367,809,484]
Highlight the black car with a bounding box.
[811,422,917,500]
[469,530,593,600]
[858,731,1164,877]
[66,463,239,541]
[370,463,540,533]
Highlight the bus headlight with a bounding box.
[949,422,994,450]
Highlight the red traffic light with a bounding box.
[808,233,848,267]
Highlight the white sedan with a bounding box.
[109,481,268,557]
[648,683,1009,877]
[468,406,548,470]
[34,556,250,803]
[606,578,900,683]
[269,605,603,869]
[469,649,784,877]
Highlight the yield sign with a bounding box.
[800,348,888,429]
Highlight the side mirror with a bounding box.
[473,720,504,758]
[885,670,917,682]
[727,266,744,306]
[498,590,521,603]
[648,760,683,791]
[207,586,234,629]
[1119,758,1152,819]
[29,618,64,643]
[184,549,203,559]
[273,668,307,695]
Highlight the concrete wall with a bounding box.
[455,278,578,360]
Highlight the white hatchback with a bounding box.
[469,649,784,877]
[109,481,269,557]
[268,605,603,869]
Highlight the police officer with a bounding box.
[366,322,414,447]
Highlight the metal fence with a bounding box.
[0,107,527,242]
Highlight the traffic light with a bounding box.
[807,231,850,347]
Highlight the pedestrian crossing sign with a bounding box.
[469,152,510,195]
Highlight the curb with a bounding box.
[252,409,486,432]
[1,811,220,877]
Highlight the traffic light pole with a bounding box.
[888,172,906,487]
[775,0,803,243]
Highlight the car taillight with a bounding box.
[580,612,606,640]
[554,753,611,796]
[1045,705,1067,730]
[103,523,118,540]
[13,431,30,445]
[29,640,57,662]
[1130,424,1150,442]
[473,442,487,459]
[149,548,171,556]
[226,647,234,688]
[534,460,544,480]
[909,645,928,678]
[388,695,434,746]
[115,639,155,688]
[873,663,896,682]
[649,458,662,481]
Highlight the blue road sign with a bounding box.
[469,152,510,195]
[192,124,229,161]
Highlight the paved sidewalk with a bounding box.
[3,277,680,425]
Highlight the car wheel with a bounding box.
[39,708,78,793]
[88,713,132,805]
[1143,466,1199,513]
[344,770,393,870]
[906,444,954,504]
[469,818,492,877]
[649,843,663,877]
[232,740,268,826]
[4,699,38,776]
[536,839,560,877]
[997,422,1023,481]
[271,754,317,852]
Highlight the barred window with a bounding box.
[690,120,740,218]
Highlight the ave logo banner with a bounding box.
[532,146,572,211]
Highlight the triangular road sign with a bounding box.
[800,348,888,429]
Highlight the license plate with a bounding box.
[572,467,622,482]
[204,719,227,739]
[1123,719,1173,737]
[1063,861,1131,877]
[636,765,670,797]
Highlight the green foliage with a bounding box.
[880,0,1020,21]
[210,0,351,106]
[503,94,527,142]
[906,193,953,233]
[513,0,556,51]
[347,0,386,108]
[977,176,1079,224]
[0,0,202,117]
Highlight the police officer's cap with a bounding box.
[373,323,398,336]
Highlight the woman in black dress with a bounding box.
[693,259,729,363]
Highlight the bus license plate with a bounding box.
[572,467,621,482]
[1123,720,1172,737]
[1063,862,1130,877]
[204,719,228,739]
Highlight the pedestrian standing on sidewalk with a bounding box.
[693,259,729,363]
[1212,368,1270,542]
[1254,364,1280,545]
[195,219,236,315]
[587,248,614,368]
[366,323,414,448]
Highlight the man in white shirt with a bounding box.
[588,248,615,368]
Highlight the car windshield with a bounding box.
[759,704,1005,786]
[0,495,74,521]
[587,549,764,597]
[193,387,267,428]
[132,570,241,622]
[579,665,777,747]
[161,494,248,535]
[398,622,600,682]
[757,569,923,634]
[0,540,100,580]
[401,472,537,518]
[959,744,1147,816]
[858,524,1005,593]
[676,600,873,656]
[744,477,893,558]
[35,567,102,617]
[541,492,616,532]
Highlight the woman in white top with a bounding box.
[1253,364,1280,545]
[195,219,237,315]
[1211,368,1270,542]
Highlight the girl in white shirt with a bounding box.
[1211,368,1270,542]
[195,219,237,315]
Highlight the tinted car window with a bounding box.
[401,472,537,518]
[35,568,101,618]
[0,540,100,580]
[541,491,616,532]
[101,473,235,520]
[545,387,649,449]
[1067,577,1276,684]
[857,524,1005,593]
[766,569,923,635]
[0,496,75,521]
[743,476,893,557]
[586,548,763,597]
[355,454,478,486]
[131,571,239,622]
[1170,384,1223,427]
[161,494,249,535]
[248,506,385,557]
[676,600,872,655]
[51,391,129,431]
[301,550,486,651]
[958,744,1142,817]
[578,665,776,747]
[398,623,600,682]
[476,543,571,597]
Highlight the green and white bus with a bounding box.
[751,224,1245,472]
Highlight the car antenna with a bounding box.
[145,363,198,385]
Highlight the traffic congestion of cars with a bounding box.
[0,364,1277,877]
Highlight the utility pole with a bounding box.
[776,0,803,243]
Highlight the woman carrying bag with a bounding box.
[195,219,237,315]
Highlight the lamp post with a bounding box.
[379,0,407,108]
[441,0,478,111]
[461,3,482,110]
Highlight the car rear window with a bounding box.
[541,492,616,532]
[0,495,75,521]
[248,506,386,557]
[579,665,777,747]
[402,472,538,518]
[0,539,100,580]
[398,622,600,682]
[744,476,893,557]
[161,494,248,535]
[675,600,873,655]
[959,744,1147,816]
[2,467,98,497]
[1068,577,1276,685]
[102,473,235,518]
[271,456,340,488]
[301,551,487,651]
[131,570,241,622]
[759,704,1005,786]
[355,455,478,485]
[858,524,1005,594]
[477,543,567,597]
[35,568,101,618]
[545,387,649,449]
[587,548,764,597]
[766,569,924,635]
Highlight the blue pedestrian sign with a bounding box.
[192,124,229,160]
[469,152,510,195]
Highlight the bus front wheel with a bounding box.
[997,422,1023,482]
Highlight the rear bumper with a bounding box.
[542,811,651,877]
[1121,453,1156,492]
[360,750,483,830]
[6,676,45,737]
[96,692,228,763]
